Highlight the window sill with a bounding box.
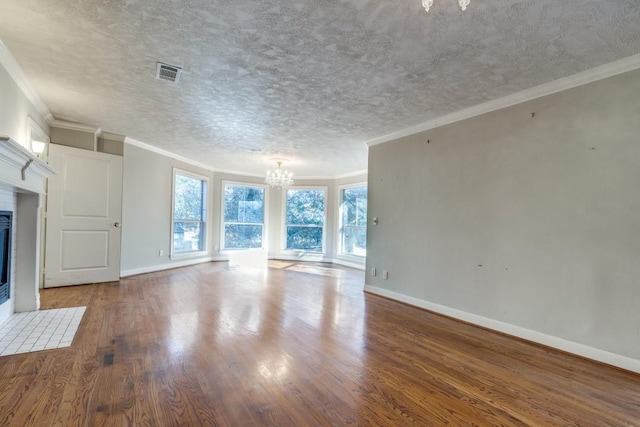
[277,251,327,262]
[283,250,326,256]
[336,253,366,263]
[170,250,208,261]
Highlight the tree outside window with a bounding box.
[223,184,265,250]
[340,186,367,257]
[285,189,325,252]
[173,172,207,254]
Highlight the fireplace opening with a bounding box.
[0,211,11,305]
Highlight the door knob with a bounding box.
[114,222,120,228]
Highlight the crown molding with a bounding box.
[293,175,350,180]
[0,39,51,121]
[47,118,102,136]
[216,168,265,178]
[124,137,216,172]
[126,137,368,180]
[365,53,640,147]
[0,135,56,194]
[99,131,126,142]
[333,169,368,180]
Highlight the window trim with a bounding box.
[170,168,209,259]
[220,180,269,252]
[336,182,368,260]
[282,186,328,254]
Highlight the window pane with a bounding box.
[173,221,204,253]
[342,226,367,256]
[174,174,204,220]
[224,185,265,223]
[223,184,266,250]
[342,187,367,227]
[286,226,323,251]
[224,224,263,249]
[172,171,207,255]
[286,189,325,225]
[340,186,367,257]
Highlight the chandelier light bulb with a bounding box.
[265,161,294,189]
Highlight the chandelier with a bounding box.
[265,161,294,189]
[422,0,470,12]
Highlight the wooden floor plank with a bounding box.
[0,261,639,426]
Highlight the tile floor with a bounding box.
[0,306,86,356]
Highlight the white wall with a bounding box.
[366,68,640,371]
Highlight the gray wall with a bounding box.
[366,68,640,362]
[50,127,95,151]
[97,132,125,156]
[51,128,125,156]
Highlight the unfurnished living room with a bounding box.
[1,0,640,425]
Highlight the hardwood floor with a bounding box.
[1,261,639,426]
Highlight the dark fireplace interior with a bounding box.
[0,211,11,305]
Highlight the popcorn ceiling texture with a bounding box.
[0,0,639,176]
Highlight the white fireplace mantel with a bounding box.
[0,135,55,194]
[0,135,55,318]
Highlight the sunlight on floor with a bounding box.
[284,263,345,278]
[228,248,268,268]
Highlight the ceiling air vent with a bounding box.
[155,62,183,83]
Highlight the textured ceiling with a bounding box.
[1,0,640,177]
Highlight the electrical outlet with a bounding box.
[159,249,164,256]
[371,268,377,276]
[383,271,389,280]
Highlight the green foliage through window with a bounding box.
[286,189,325,251]
[173,172,207,253]
[340,186,367,256]
[223,184,265,249]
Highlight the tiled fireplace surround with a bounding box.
[0,136,55,326]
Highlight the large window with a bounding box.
[285,188,326,252]
[223,183,266,250]
[339,185,367,257]
[172,170,207,254]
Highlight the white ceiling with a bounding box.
[1,0,639,177]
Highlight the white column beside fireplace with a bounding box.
[0,136,55,324]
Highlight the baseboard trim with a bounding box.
[364,285,640,374]
[121,255,366,277]
[120,256,226,277]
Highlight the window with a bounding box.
[223,183,266,250]
[285,188,326,252]
[172,170,207,255]
[339,186,367,257]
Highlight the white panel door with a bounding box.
[44,144,122,287]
